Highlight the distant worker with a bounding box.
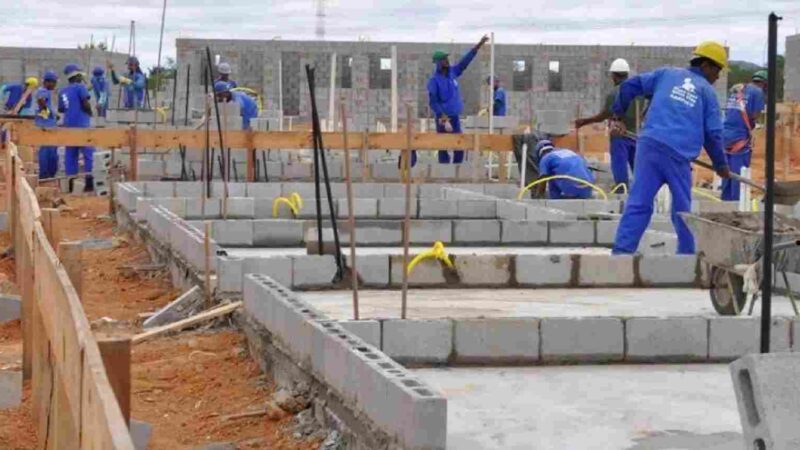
[2,77,38,115]
[216,62,238,91]
[428,35,489,164]
[720,70,767,201]
[535,139,595,200]
[90,66,109,117]
[110,56,146,109]
[58,64,95,192]
[575,58,637,189]
[611,41,731,255]
[35,71,59,179]
[214,81,258,130]
[487,76,506,116]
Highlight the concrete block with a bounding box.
[547,200,584,215]
[640,230,678,255]
[282,163,312,180]
[501,221,548,244]
[542,317,625,362]
[0,370,21,409]
[596,220,618,245]
[383,183,418,199]
[0,294,21,323]
[484,184,517,198]
[770,317,792,353]
[730,353,800,450]
[339,320,381,348]
[583,200,622,215]
[430,164,457,179]
[217,256,244,292]
[280,182,318,200]
[516,254,573,286]
[337,198,378,219]
[292,255,338,288]
[382,319,452,364]
[351,183,384,198]
[626,317,708,362]
[142,286,204,328]
[174,182,203,198]
[212,182,246,197]
[452,220,501,243]
[371,163,400,180]
[223,197,255,219]
[409,220,452,244]
[130,419,153,450]
[296,199,336,219]
[549,220,595,244]
[252,220,304,246]
[496,200,527,220]
[185,198,222,219]
[378,198,418,219]
[212,220,254,246]
[454,318,539,363]
[579,254,634,286]
[419,199,458,218]
[143,181,174,198]
[346,221,401,245]
[709,317,761,360]
[246,182,282,198]
[639,255,697,286]
[243,256,292,287]
[390,255,448,286]
[454,255,511,286]
[525,205,578,221]
[346,254,390,287]
[457,200,497,218]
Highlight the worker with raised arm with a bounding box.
[720,69,767,201]
[58,64,95,192]
[576,58,637,189]
[428,35,489,164]
[487,76,506,116]
[90,66,109,117]
[534,139,595,200]
[216,62,238,91]
[2,77,38,114]
[110,56,146,109]
[611,41,731,255]
[35,71,59,179]
[214,81,258,130]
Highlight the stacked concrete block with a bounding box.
[516,255,573,286]
[377,198,418,218]
[212,182,247,197]
[389,255,448,287]
[282,163,312,180]
[500,221,548,244]
[453,318,539,364]
[541,317,624,362]
[252,219,305,246]
[371,163,400,180]
[454,255,511,286]
[336,198,378,218]
[339,320,381,348]
[292,255,338,289]
[595,220,618,245]
[452,220,501,243]
[626,317,708,362]
[639,255,697,286]
[297,199,337,219]
[382,319,452,364]
[217,256,244,292]
[549,220,595,245]
[496,200,527,220]
[345,222,401,246]
[456,200,497,218]
[418,199,458,219]
[221,197,255,219]
[383,183,418,198]
[185,198,222,219]
[708,317,760,360]
[579,254,634,286]
[174,182,204,198]
[345,254,390,287]
[243,256,292,288]
[246,182,282,199]
[212,220,253,246]
[409,220,452,244]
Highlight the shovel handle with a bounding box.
[692,160,766,192]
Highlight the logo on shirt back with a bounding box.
[60,93,69,108]
[670,77,698,108]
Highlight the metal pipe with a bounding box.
[184,64,191,127]
[153,0,168,118]
[205,46,225,170]
[307,65,324,256]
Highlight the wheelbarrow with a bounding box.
[681,211,800,316]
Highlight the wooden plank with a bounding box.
[96,335,131,426]
[131,301,242,345]
[57,242,83,299]
[41,208,61,248]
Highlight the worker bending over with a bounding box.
[428,35,489,164]
[487,77,506,116]
[214,81,258,130]
[58,64,95,192]
[110,56,146,109]
[216,63,238,91]
[35,71,59,179]
[721,70,766,201]
[575,58,637,189]
[90,66,109,117]
[2,77,38,115]
[612,41,731,255]
[535,139,595,200]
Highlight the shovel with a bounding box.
[692,159,800,206]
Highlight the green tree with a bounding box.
[727,55,784,101]
[147,57,177,90]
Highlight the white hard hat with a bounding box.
[218,62,232,75]
[609,58,630,73]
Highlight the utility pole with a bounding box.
[315,0,326,40]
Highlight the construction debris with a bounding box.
[132,301,242,344]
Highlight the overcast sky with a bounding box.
[3,0,800,70]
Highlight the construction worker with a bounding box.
[535,139,595,199]
[90,66,109,117]
[214,81,258,130]
[110,56,146,109]
[575,58,637,189]
[35,71,59,179]
[2,77,38,114]
[216,62,238,91]
[58,64,95,192]
[611,41,731,255]
[428,35,489,164]
[487,76,506,116]
[720,70,767,201]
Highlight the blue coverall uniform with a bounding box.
[612,67,728,255]
[539,149,595,199]
[111,70,146,109]
[721,83,764,201]
[2,83,33,114]
[91,74,109,117]
[231,91,258,130]
[605,86,638,186]
[427,48,478,164]
[58,82,95,181]
[493,86,507,116]
[34,87,59,179]
[215,78,238,91]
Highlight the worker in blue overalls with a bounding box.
[214,81,258,130]
[428,35,489,164]
[487,76,506,116]
[90,66,109,117]
[2,77,38,115]
[721,70,766,201]
[216,63,238,91]
[110,56,146,109]
[35,71,59,179]
[535,139,595,200]
[576,58,637,190]
[58,64,95,192]
[612,41,731,255]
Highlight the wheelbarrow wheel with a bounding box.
[710,266,747,316]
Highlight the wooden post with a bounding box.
[471,133,480,182]
[340,100,359,320]
[57,241,83,299]
[128,125,138,181]
[97,334,132,426]
[361,131,369,182]
[246,131,256,182]
[400,104,413,320]
[41,208,61,247]
[204,221,212,308]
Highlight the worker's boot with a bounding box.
[85,175,94,193]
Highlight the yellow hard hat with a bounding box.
[25,77,39,88]
[692,41,728,69]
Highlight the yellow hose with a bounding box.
[155,106,168,122]
[691,187,721,203]
[517,175,608,200]
[407,241,453,275]
[609,183,628,195]
[272,192,304,217]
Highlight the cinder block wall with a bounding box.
[785,34,800,102]
[0,47,129,85]
[176,39,729,131]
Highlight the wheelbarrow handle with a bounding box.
[692,159,766,192]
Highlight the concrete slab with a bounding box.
[0,370,21,409]
[0,294,21,323]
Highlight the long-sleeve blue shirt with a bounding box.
[722,83,764,148]
[91,75,109,107]
[2,83,33,111]
[232,91,258,130]
[34,87,57,128]
[612,66,728,170]
[539,148,595,197]
[493,86,507,116]
[111,70,146,109]
[427,48,478,118]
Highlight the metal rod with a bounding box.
[262,150,268,182]
[170,60,178,126]
[341,99,359,320]
[154,0,168,118]
[401,103,413,319]
[205,46,225,163]
[307,65,324,256]
[203,68,211,197]
[184,64,191,127]
[761,11,782,353]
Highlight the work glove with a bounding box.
[118,76,132,85]
[608,118,628,137]
[37,108,50,120]
[439,116,453,132]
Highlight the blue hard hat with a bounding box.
[127,56,139,66]
[63,63,83,79]
[93,66,105,76]
[535,139,555,159]
[214,81,230,93]
[43,71,58,82]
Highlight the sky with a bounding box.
[3,0,800,70]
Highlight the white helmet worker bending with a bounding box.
[609,58,630,74]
